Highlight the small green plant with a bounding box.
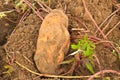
[14,0,27,13]
[71,34,95,58]
[103,77,110,80]
[61,34,96,74]
[4,65,13,76]
[0,10,14,19]
[5,0,28,13]
[112,43,120,61]
[71,34,96,74]
[0,12,6,19]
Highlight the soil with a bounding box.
[0,0,120,80]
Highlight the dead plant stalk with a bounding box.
[15,61,100,79]
[24,0,43,20]
[95,9,120,34]
[88,70,120,80]
[82,0,107,39]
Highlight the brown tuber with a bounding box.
[34,9,70,74]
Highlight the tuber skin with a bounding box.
[34,9,70,74]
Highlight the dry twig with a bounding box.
[106,21,120,37]
[24,0,43,20]
[99,15,115,36]
[95,9,120,34]
[88,70,120,80]
[15,61,100,79]
[82,0,107,39]
[19,8,31,23]
[35,0,51,13]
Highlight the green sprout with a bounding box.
[71,34,95,57]
[14,0,28,13]
[0,10,14,19]
[0,13,6,19]
[4,0,28,13]
[4,65,13,76]
[71,34,95,74]
[62,34,96,74]
[112,43,120,61]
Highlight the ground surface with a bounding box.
[0,0,120,80]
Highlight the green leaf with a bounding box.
[0,13,6,18]
[84,34,88,40]
[71,44,79,50]
[112,50,118,57]
[21,3,27,12]
[4,65,13,76]
[71,34,96,73]
[90,42,96,49]
[60,58,75,64]
[103,77,110,80]
[42,0,48,2]
[15,0,24,8]
[82,42,87,50]
[14,0,27,13]
[0,10,14,19]
[86,62,94,74]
